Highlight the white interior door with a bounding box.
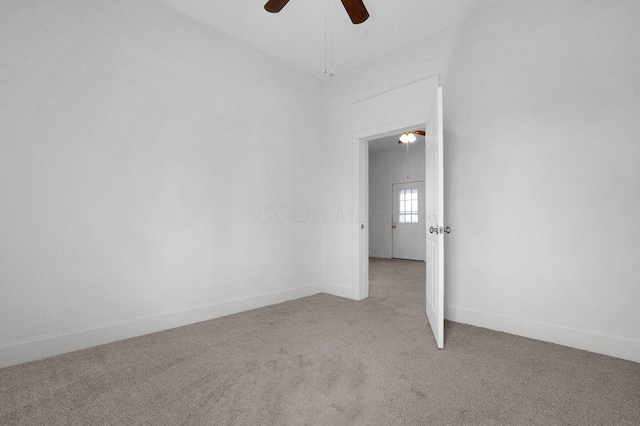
[425,87,445,348]
[392,182,425,261]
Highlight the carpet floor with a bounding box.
[1,258,639,425]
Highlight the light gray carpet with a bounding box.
[1,258,639,425]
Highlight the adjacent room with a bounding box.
[1,0,639,424]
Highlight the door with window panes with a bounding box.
[391,181,426,261]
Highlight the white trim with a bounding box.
[446,305,640,363]
[359,139,369,300]
[0,284,323,368]
[323,282,358,300]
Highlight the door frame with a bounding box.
[355,75,440,300]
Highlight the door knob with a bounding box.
[430,226,450,234]
[392,221,397,229]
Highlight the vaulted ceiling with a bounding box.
[157,0,506,79]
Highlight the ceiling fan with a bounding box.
[398,130,425,144]
[264,0,370,25]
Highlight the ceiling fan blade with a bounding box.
[264,0,290,13]
[340,0,369,24]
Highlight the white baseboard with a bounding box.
[446,305,640,364]
[323,282,358,300]
[0,283,323,369]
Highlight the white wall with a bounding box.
[0,0,324,367]
[369,144,426,258]
[2,0,639,367]
[323,0,640,362]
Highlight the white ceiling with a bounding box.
[156,0,506,80]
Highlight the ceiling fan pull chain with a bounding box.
[323,0,334,77]
[406,137,410,179]
[322,0,333,77]
[323,0,327,74]
[331,0,334,75]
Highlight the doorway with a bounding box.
[366,130,426,261]
[353,76,439,300]
[354,79,444,347]
[365,128,427,298]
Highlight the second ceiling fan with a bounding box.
[398,130,425,144]
[264,0,369,25]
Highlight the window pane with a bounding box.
[398,187,419,224]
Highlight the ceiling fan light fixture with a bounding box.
[399,132,417,143]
